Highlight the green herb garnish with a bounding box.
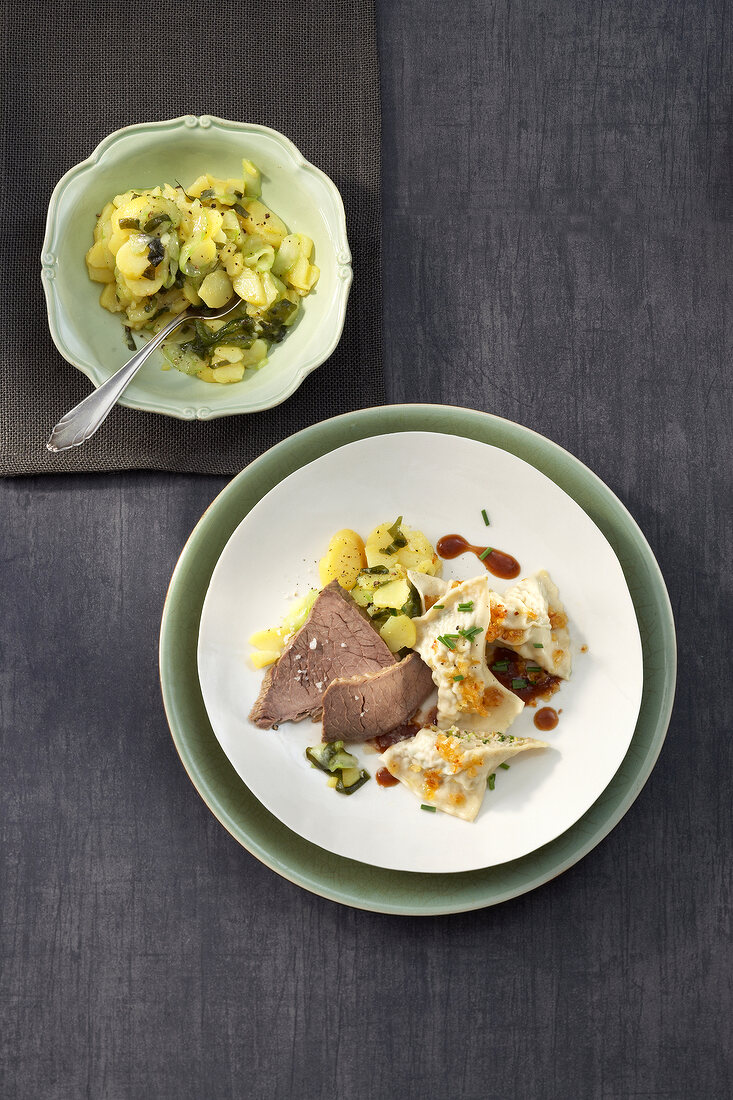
[479,546,493,561]
[433,604,444,609]
[144,213,171,232]
[487,773,496,790]
[533,643,544,648]
[457,601,474,612]
[453,675,465,682]
[118,218,140,230]
[146,237,166,268]
[492,661,509,672]
[499,763,510,770]
[458,626,483,641]
[438,633,459,650]
[257,298,296,343]
[526,665,542,673]
[481,509,490,526]
[420,804,437,813]
[200,188,215,198]
[383,516,408,555]
[511,678,527,689]
[180,316,256,359]
[123,325,136,351]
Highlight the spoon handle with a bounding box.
[46,313,186,453]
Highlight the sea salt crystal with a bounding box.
[309,638,318,650]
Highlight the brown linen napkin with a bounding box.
[0,0,384,476]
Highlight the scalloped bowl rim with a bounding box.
[40,115,353,420]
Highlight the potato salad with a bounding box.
[85,159,319,384]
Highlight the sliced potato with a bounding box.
[379,614,417,653]
[249,628,283,651]
[365,521,441,575]
[371,576,411,610]
[198,268,233,308]
[351,566,403,607]
[211,363,246,384]
[318,530,366,590]
[250,650,280,669]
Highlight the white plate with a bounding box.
[197,432,643,873]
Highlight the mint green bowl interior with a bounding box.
[41,116,352,421]
[159,405,676,914]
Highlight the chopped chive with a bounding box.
[438,634,459,650]
[433,604,444,609]
[479,546,493,561]
[487,773,496,790]
[457,601,474,612]
[459,626,483,641]
[481,509,490,526]
[420,804,437,813]
[499,763,510,770]
[526,665,542,672]
[492,661,509,671]
[511,678,527,689]
[533,643,544,648]
[453,674,465,682]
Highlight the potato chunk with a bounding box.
[371,576,411,609]
[379,614,417,653]
[318,530,367,590]
[365,521,441,575]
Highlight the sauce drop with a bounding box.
[376,767,400,787]
[436,534,521,580]
[489,646,561,703]
[534,707,559,731]
[369,722,420,754]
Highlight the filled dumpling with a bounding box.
[382,725,548,821]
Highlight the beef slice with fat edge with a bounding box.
[321,652,434,743]
[249,580,396,728]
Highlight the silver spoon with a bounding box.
[46,297,242,453]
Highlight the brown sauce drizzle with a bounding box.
[376,767,400,787]
[489,646,560,704]
[369,721,420,754]
[534,707,559,731]
[436,534,521,580]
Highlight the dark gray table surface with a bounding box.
[2,2,731,1098]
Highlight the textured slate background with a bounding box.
[2,1,731,1098]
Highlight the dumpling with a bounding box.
[501,570,572,679]
[406,570,448,614]
[411,576,524,734]
[382,725,548,821]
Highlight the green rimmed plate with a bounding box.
[159,405,676,914]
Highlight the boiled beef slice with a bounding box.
[321,652,434,743]
[249,581,396,729]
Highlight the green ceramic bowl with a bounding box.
[41,116,352,420]
[159,405,677,915]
